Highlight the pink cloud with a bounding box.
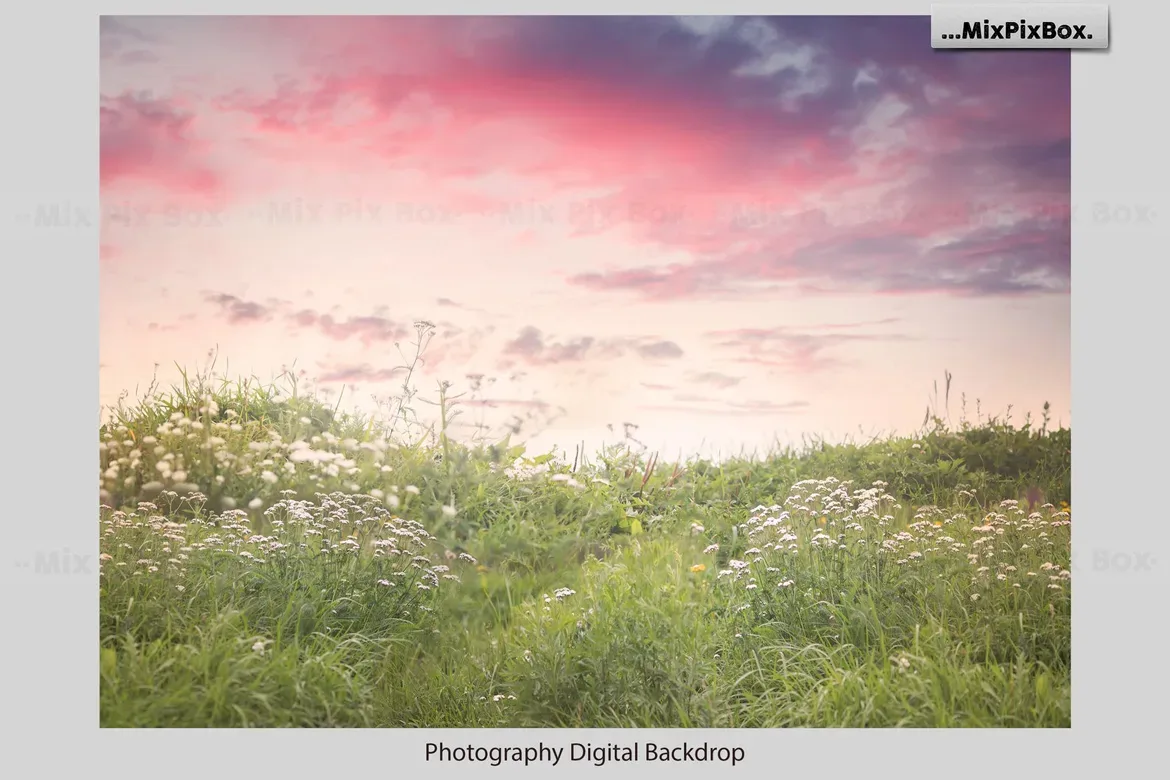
[103,17,1069,302]
[318,364,406,384]
[499,326,684,367]
[100,92,224,199]
[707,324,912,374]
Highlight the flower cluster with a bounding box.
[98,402,413,514]
[700,478,1071,604]
[99,490,462,599]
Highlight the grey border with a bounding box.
[4,2,1167,777]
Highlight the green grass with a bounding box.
[99,359,1071,728]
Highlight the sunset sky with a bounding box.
[99,15,1071,459]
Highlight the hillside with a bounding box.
[99,369,1071,727]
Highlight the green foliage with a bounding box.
[100,363,1070,728]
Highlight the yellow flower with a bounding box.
[691,564,706,573]
[933,521,943,528]
[818,517,827,525]
[476,564,489,573]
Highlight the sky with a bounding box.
[99,15,1071,460]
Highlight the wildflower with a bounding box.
[441,504,457,517]
[248,498,263,510]
[405,485,420,495]
[252,640,267,654]
[691,564,706,573]
[288,448,317,463]
[703,544,719,554]
[261,471,278,485]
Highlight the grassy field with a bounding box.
[98,361,1071,727]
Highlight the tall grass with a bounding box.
[99,348,1070,727]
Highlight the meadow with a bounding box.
[99,347,1071,728]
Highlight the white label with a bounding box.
[931,4,1110,48]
